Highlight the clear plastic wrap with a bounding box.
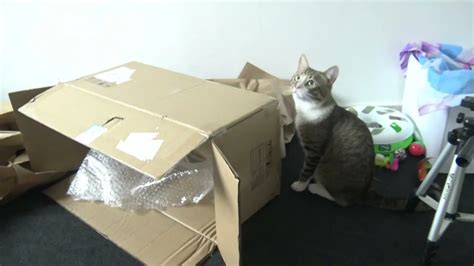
[67,149,214,210]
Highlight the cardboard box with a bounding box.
[210,62,296,152]
[0,152,65,204]
[12,62,282,265]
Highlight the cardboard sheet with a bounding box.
[0,152,65,204]
[45,177,217,265]
[0,102,23,165]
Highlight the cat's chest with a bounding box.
[293,97,333,125]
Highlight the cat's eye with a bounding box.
[306,80,315,86]
[295,75,300,81]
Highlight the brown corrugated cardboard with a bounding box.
[45,177,216,265]
[0,101,65,204]
[9,87,89,172]
[0,102,23,164]
[238,62,295,145]
[13,62,281,265]
[213,103,280,222]
[0,152,65,204]
[210,62,296,157]
[0,101,18,130]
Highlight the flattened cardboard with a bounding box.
[17,62,281,265]
[0,167,16,200]
[0,152,65,204]
[45,177,216,265]
[0,101,19,131]
[0,102,23,165]
[0,145,22,166]
[0,131,22,147]
[160,194,217,242]
[44,143,237,265]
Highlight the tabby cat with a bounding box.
[290,55,432,210]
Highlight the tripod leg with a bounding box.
[417,143,456,196]
[422,159,461,265]
[447,166,465,215]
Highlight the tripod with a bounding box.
[411,97,474,265]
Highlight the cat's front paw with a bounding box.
[291,180,311,192]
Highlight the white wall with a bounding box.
[1,1,472,106]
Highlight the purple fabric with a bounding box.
[400,41,473,76]
[400,41,474,115]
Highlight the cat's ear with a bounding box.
[298,54,310,72]
[324,65,339,86]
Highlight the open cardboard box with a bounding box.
[9,62,282,265]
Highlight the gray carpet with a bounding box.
[1,138,473,265]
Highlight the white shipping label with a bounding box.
[75,125,107,145]
[116,132,163,161]
[94,66,135,85]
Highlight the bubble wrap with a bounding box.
[67,149,214,210]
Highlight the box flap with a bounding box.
[213,103,281,222]
[153,81,274,134]
[74,61,205,104]
[212,142,240,265]
[64,62,274,134]
[44,177,216,265]
[19,83,208,180]
[9,87,89,172]
[238,62,278,79]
